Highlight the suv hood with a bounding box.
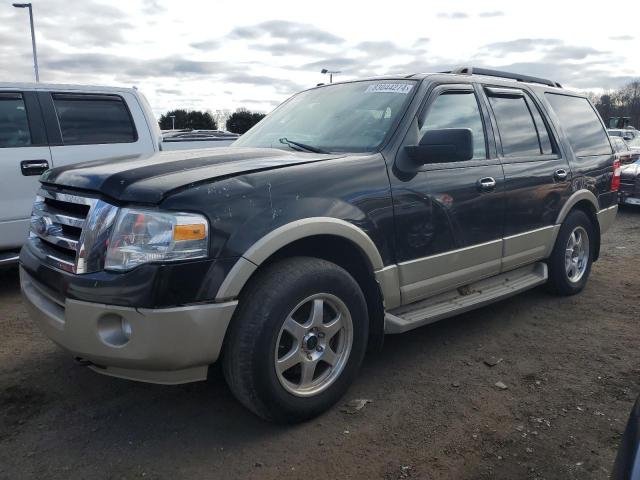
[41,147,343,203]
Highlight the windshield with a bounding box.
[234,80,417,153]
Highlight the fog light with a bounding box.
[97,313,131,347]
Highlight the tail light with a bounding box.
[612,159,621,192]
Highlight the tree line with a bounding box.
[589,80,640,129]
[159,108,266,134]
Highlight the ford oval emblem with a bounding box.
[31,216,52,236]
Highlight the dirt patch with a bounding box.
[0,208,639,479]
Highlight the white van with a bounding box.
[0,83,233,266]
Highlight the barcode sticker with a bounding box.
[365,83,414,94]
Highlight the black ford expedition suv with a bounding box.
[20,68,619,422]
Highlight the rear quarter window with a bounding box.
[545,93,611,157]
[52,94,137,146]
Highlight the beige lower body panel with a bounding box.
[20,268,237,385]
[597,205,618,234]
[397,240,502,304]
[502,225,559,271]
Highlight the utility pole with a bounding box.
[13,3,39,82]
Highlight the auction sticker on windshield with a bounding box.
[365,83,414,94]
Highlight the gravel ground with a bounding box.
[1,208,639,480]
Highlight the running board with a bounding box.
[385,262,548,334]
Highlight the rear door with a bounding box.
[39,91,155,168]
[390,83,505,304]
[0,91,51,251]
[480,85,572,271]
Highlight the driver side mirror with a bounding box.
[405,128,474,165]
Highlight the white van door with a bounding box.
[44,91,156,168]
[0,91,51,253]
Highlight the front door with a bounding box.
[391,84,505,305]
[0,91,51,251]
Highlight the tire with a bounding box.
[546,209,596,296]
[222,256,369,423]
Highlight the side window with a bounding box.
[420,91,486,159]
[487,92,542,157]
[0,93,32,148]
[52,94,137,146]
[545,93,612,157]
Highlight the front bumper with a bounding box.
[20,267,237,384]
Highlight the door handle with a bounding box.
[477,177,497,192]
[20,159,50,176]
[554,169,569,181]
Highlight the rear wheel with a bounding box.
[222,257,368,423]
[546,210,596,296]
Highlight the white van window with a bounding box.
[0,94,31,148]
[52,94,137,145]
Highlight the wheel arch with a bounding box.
[554,190,601,261]
[216,218,390,351]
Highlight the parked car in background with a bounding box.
[162,129,239,150]
[19,67,619,422]
[608,128,639,141]
[609,128,640,156]
[619,158,640,207]
[0,83,227,266]
[610,136,638,164]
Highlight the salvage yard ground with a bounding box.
[1,208,639,480]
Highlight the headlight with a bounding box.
[104,208,209,271]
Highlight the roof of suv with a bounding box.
[316,68,568,94]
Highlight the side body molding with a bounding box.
[215,217,394,301]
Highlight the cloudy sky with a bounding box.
[1,0,638,118]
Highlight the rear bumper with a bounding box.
[20,267,237,384]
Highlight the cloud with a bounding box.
[190,40,219,51]
[609,35,634,41]
[437,12,469,19]
[249,42,327,57]
[355,41,416,57]
[479,11,504,17]
[490,62,634,89]
[483,38,563,55]
[142,0,166,15]
[542,45,608,61]
[0,0,133,48]
[223,73,304,94]
[229,20,344,45]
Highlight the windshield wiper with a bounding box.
[279,137,329,154]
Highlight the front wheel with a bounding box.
[222,257,368,423]
[546,209,596,296]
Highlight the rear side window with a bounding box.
[487,94,542,157]
[52,94,137,145]
[545,94,612,157]
[0,93,31,148]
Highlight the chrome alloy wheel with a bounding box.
[274,293,353,397]
[565,226,590,283]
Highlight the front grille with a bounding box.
[29,188,119,274]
